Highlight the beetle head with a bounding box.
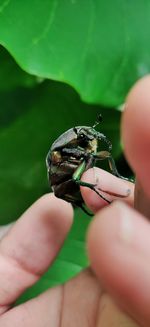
[77,127,95,141]
[74,127,97,152]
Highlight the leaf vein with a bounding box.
[32,0,58,45]
[109,2,130,89]
[0,0,10,14]
[81,0,95,62]
[102,1,131,100]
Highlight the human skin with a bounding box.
[0,76,150,326]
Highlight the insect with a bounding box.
[46,115,130,215]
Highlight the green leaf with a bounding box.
[0,1,149,105]
[0,80,121,223]
[0,81,121,301]
[0,46,37,91]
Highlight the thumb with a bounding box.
[87,77,150,327]
[122,75,150,218]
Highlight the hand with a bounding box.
[0,76,149,327]
[82,76,150,327]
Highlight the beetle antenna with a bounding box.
[93,114,102,129]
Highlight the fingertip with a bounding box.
[32,193,74,231]
[1,193,74,278]
[18,193,74,238]
[87,201,150,325]
[122,75,150,197]
[122,75,150,155]
[81,168,134,213]
[87,200,143,292]
[126,75,150,105]
[87,200,139,280]
[0,194,73,307]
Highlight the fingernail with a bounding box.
[126,188,131,196]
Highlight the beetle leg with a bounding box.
[93,151,132,182]
[76,202,93,216]
[73,159,130,200]
[75,176,130,199]
[96,131,133,181]
[93,150,110,160]
[75,179,111,203]
[107,155,134,182]
[97,134,112,152]
[108,155,128,180]
[72,161,111,204]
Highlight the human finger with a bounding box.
[88,201,150,326]
[0,194,73,314]
[122,75,150,218]
[0,269,100,327]
[81,167,134,214]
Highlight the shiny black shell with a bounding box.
[46,126,98,207]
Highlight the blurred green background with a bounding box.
[0,0,147,302]
[0,46,129,304]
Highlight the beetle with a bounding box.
[46,115,130,215]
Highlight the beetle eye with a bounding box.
[80,133,85,139]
